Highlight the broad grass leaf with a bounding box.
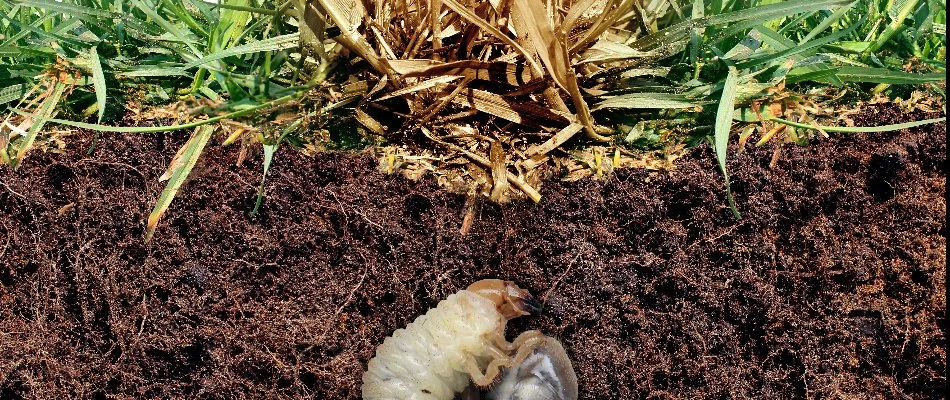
[593,93,697,110]
[183,34,299,69]
[715,66,740,218]
[0,84,29,105]
[88,46,107,123]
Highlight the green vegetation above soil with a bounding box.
[0,0,946,233]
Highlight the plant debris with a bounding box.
[301,0,692,200]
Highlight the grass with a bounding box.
[0,0,946,236]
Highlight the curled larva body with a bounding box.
[362,280,541,400]
[489,336,578,400]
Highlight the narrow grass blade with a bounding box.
[736,18,863,69]
[130,0,203,57]
[183,33,298,69]
[251,118,303,217]
[689,0,705,63]
[116,67,192,78]
[561,0,601,33]
[8,83,315,133]
[217,0,252,47]
[205,1,281,15]
[593,93,698,110]
[145,126,213,241]
[0,46,20,56]
[17,0,115,19]
[771,116,947,133]
[834,66,947,84]
[14,81,66,167]
[633,0,853,52]
[799,2,856,43]
[868,0,921,53]
[89,46,107,123]
[715,66,741,218]
[0,84,29,105]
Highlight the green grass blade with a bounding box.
[0,46,20,56]
[145,125,213,241]
[3,16,91,48]
[632,0,853,53]
[17,0,115,19]
[736,17,864,69]
[13,81,66,168]
[786,67,841,83]
[689,0,705,64]
[799,2,857,43]
[834,66,947,84]
[116,66,192,78]
[130,0,203,57]
[183,33,298,69]
[8,83,315,133]
[592,93,698,110]
[869,0,921,53]
[715,66,741,219]
[216,0,252,48]
[251,117,303,217]
[771,116,947,132]
[0,13,53,47]
[706,0,854,26]
[89,46,107,123]
[715,67,739,171]
[204,1,281,15]
[0,83,29,105]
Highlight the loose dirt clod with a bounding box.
[0,104,945,399]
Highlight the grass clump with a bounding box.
[1,0,314,162]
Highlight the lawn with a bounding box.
[0,0,946,399]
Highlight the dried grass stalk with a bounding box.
[307,0,645,200]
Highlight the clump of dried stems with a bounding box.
[300,0,650,201]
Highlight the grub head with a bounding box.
[467,279,540,320]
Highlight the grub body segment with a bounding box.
[362,290,506,400]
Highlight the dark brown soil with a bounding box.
[0,104,945,399]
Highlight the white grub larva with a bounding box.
[488,336,578,400]
[361,279,544,400]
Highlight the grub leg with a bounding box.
[488,331,516,352]
[512,330,544,349]
[464,356,512,387]
[509,330,545,365]
[490,329,544,352]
